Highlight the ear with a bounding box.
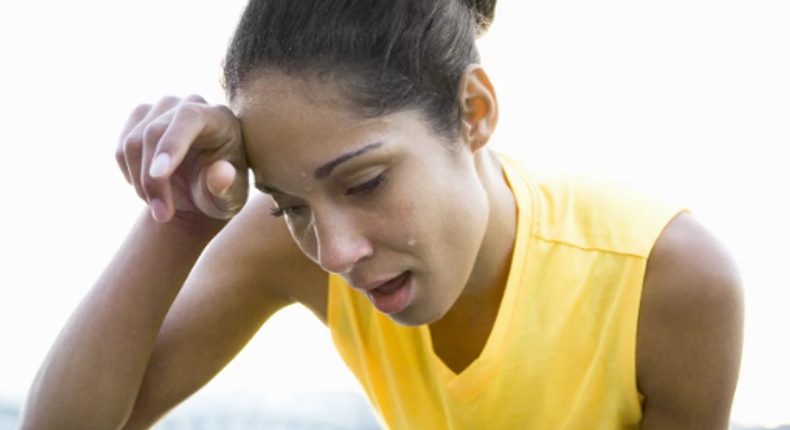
[458,64,499,153]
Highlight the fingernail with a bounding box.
[150,198,167,222]
[217,182,232,197]
[150,153,171,178]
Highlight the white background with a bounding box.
[0,1,788,427]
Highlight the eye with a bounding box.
[269,204,306,218]
[346,174,386,196]
[269,173,386,218]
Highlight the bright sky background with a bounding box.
[0,1,788,427]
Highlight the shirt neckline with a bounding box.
[421,153,536,400]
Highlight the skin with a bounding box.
[234,68,744,428]
[233,67,516,329]
[638,211,744,429]
[19,66,743,430]
[235,68,743,429]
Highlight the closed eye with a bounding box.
[346,174,386,196]
[269,205,305,218]
[270,173,386,218]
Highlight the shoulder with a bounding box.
[637,212,744,429]
[522,166,687,257]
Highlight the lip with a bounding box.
[355,272,408,292]
[364,271,414,314]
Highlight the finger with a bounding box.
[120,97,181,200]
[149,180,174,222]
[116,104,151,185]
[123,133,147,201]
[206,160,238,198]
[141,114,176,221]
[116,147,132,185]
[183,93,207,104]
[146,103,205,181]
[118,104,153,144]
[141,96,213,221]
[148,102,239,181]
[195,160,249,220]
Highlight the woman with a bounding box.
[19,1,744,429]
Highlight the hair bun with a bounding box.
[465,0,497,35]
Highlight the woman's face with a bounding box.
[234,73,490,326]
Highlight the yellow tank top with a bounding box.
[327,153,690,429]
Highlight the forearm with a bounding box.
[19,210,226,430]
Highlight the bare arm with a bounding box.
[20,193,325,430]
[17,96,325,430]
[120,194,325,430]
[19,211,227,430]
[638,212,745,429]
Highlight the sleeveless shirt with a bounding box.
[327,153,691,429]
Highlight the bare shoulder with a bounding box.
[637,212,744,429]
[206,191,329,322]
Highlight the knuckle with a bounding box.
[158,95,181,107]
[140,175,158,194]
[134,186,147,201]
[115,148,126,164]
[131,103,153,120]
[210,103,233,116]
[122,133,143,152]
[184,93,207,104]
[143,120,168,142]
[177,102,205,119]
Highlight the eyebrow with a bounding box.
[255,141,385,194]
[314,141,384,180]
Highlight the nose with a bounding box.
[313,209,373,275]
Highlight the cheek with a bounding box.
[377,187,426,248]
[384,170,459,252]
[432,172,489,266]
[287,221,320,263]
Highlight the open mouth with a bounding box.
[365,271,413,314]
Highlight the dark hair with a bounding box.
[223,0,497,141]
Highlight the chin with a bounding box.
[387,312,432,327]
[380,273,459,327]
[386,300,449,327]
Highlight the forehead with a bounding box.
[236,75,365,152]
[233,72,360,138]
[232,73,419,183]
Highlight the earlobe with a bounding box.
[458,64,499,152]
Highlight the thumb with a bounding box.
[206,160,237,197]
[196,160,249,219]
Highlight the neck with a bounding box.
[434,148,518,328]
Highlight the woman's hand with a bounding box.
[21,97,253,430]
[116,94,249,223]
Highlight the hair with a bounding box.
[223,0,497,141]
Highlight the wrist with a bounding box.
[141,209,229,245]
